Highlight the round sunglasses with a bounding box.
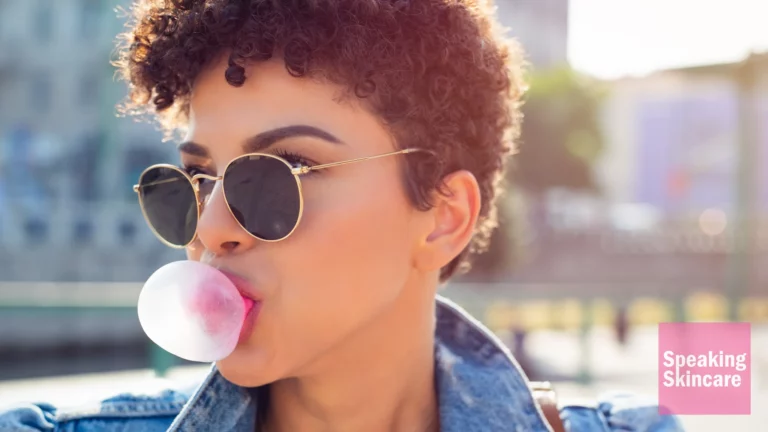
[133,148,434,248]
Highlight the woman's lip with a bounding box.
[238,300,262,343]
[217,269,263,343]
[218,269,263,301]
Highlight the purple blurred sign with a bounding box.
[634,93,740,214]
[758,98,768,211]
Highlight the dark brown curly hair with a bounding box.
[116,0,526,282]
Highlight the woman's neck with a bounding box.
[262,281,440,432]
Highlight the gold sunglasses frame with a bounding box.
[133,147,434,248]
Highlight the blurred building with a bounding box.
[0,0,173,200]
[597,52,768,218]
[487,53,768,293]
[0,0,179,281]
[496,0,570,70]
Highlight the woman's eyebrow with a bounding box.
[243,125,345,153]
[177,125,344,157]
[177,141,210,157]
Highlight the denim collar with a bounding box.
[167,296,551,432]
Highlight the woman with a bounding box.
[0,1,682,431]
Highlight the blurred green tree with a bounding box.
[511,67,606,193]
[466,67,607,280]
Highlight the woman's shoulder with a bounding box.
[0,389,189,432]
[435,297,684,431]
[559,391,685,431]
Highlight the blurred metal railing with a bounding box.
[0,281,178,377]
[3,281,768,380]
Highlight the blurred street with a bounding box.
[532,325,768,431]
[2,323,766,430]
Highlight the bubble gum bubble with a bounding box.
[137,260,246,362]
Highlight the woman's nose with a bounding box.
[194,182,256,255]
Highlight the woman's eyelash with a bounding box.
[274,149,315,168]
[181,151,316,177]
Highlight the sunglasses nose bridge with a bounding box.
[190,174,222,210]
[190,173,223,191]
[191,173,222,183]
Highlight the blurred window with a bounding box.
[79,72,99,107]
[29,71,52,113]
[33,1,53,43]
[73,219,94,245]
[79,0,101,39]
[24,218,48,243]
[119,220,137,244]
[74,131,104,202]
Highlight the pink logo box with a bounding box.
[658,322,750,415]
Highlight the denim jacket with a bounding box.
[0,296,683,431]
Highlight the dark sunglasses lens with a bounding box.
[138,167,197,246]
[223,156,301,241]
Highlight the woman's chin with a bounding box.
[216,349,278,388]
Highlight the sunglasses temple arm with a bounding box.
[302,148,430,174]
[132,177,188,192]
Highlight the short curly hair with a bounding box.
[116,0,526,282]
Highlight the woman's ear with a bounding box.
[414,170,481,273]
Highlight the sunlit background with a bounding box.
[1,1,767,429]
